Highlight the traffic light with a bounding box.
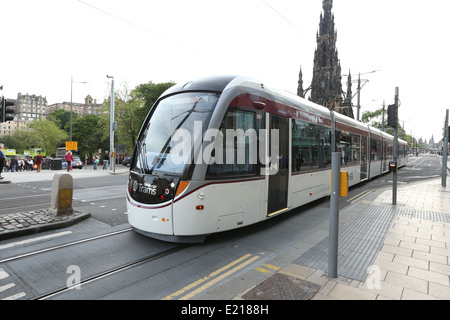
[0,97,15,123]
[387,104,397,128]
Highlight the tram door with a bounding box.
[360,136,368,181]
[267,115,289,215]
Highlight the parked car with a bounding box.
[72,156,84,169]
[122,155,132,167]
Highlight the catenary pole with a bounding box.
[392,87,399,205]
[442,109,449,187]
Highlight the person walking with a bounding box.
[102,151,109,170]
[10,156,18,172]
[65,151,73,172]
[35,152,43,172]
[93,153,99,170]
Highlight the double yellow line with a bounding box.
[162,254,259,300]
[347,189,372,203]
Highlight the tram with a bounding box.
[126,75,407,243]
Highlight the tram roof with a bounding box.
[159,75,408,145]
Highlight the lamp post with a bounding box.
[343,70,379,122]
[356,70,379,122]
[107,75,115,173]
[70,76,88,142]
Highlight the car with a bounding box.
[72,156,84,169]
[122,155,132,167]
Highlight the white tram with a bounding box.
[126,75,407,242]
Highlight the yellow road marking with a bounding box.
[262,264,280,271]
[255,264,280,274]
[255,267,271,273]
[162,254,259,300]
[348,190,371,203]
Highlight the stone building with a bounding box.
[46,95,103,117]
[297,0,354,118]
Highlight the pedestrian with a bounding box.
[28,157,34,171]
[0,144,5,180]
[10,156,18,172]
[93,153,100,170]
[18,158,24,172]
[102,150,109,170]
[65,151,73,172]
[35,152,43,173]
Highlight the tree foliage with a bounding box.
[26,118,68,156]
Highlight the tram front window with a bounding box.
[134,92,219,175]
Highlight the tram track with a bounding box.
[0,227,191,300]
[33,244,188,300]
[0,228,133,264]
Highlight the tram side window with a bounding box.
[370,139,382,160]
[387,141,393,161]
[292,120,331,173]
[206,109,260,178]
[337,133,360,167]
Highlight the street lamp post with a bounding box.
[107,75,115,173]
[70,76,88,142]
[343,70,379,122]
[355,70,379,122]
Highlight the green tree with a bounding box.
[132,81,175,123]
[0,134,27,153]
[26,118,68,156]
[47,109,74,130]
[71,114,103,159]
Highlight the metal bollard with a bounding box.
[49,173,73,216]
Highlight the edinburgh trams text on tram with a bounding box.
[126,75,407,243]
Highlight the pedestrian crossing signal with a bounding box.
[0,97,14,123]
[387,104,397,128]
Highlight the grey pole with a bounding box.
[392,87,399,205]
[107,75,115,173]
[69,77,88,144]
[356,73,361,122]
[70,75,73,142]
[442,109,449,187]
[329,152,341,278]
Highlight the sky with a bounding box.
[2,0,449,142]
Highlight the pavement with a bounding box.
[0,165,130,240]
[1,162,450,300]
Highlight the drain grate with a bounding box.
[242,273,320,300]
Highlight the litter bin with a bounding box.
[42,158,52,170]
[51,158,63,170]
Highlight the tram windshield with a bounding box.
[133,92,219,175]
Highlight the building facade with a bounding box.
[46,95,103,117]
[297,0,354,118]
